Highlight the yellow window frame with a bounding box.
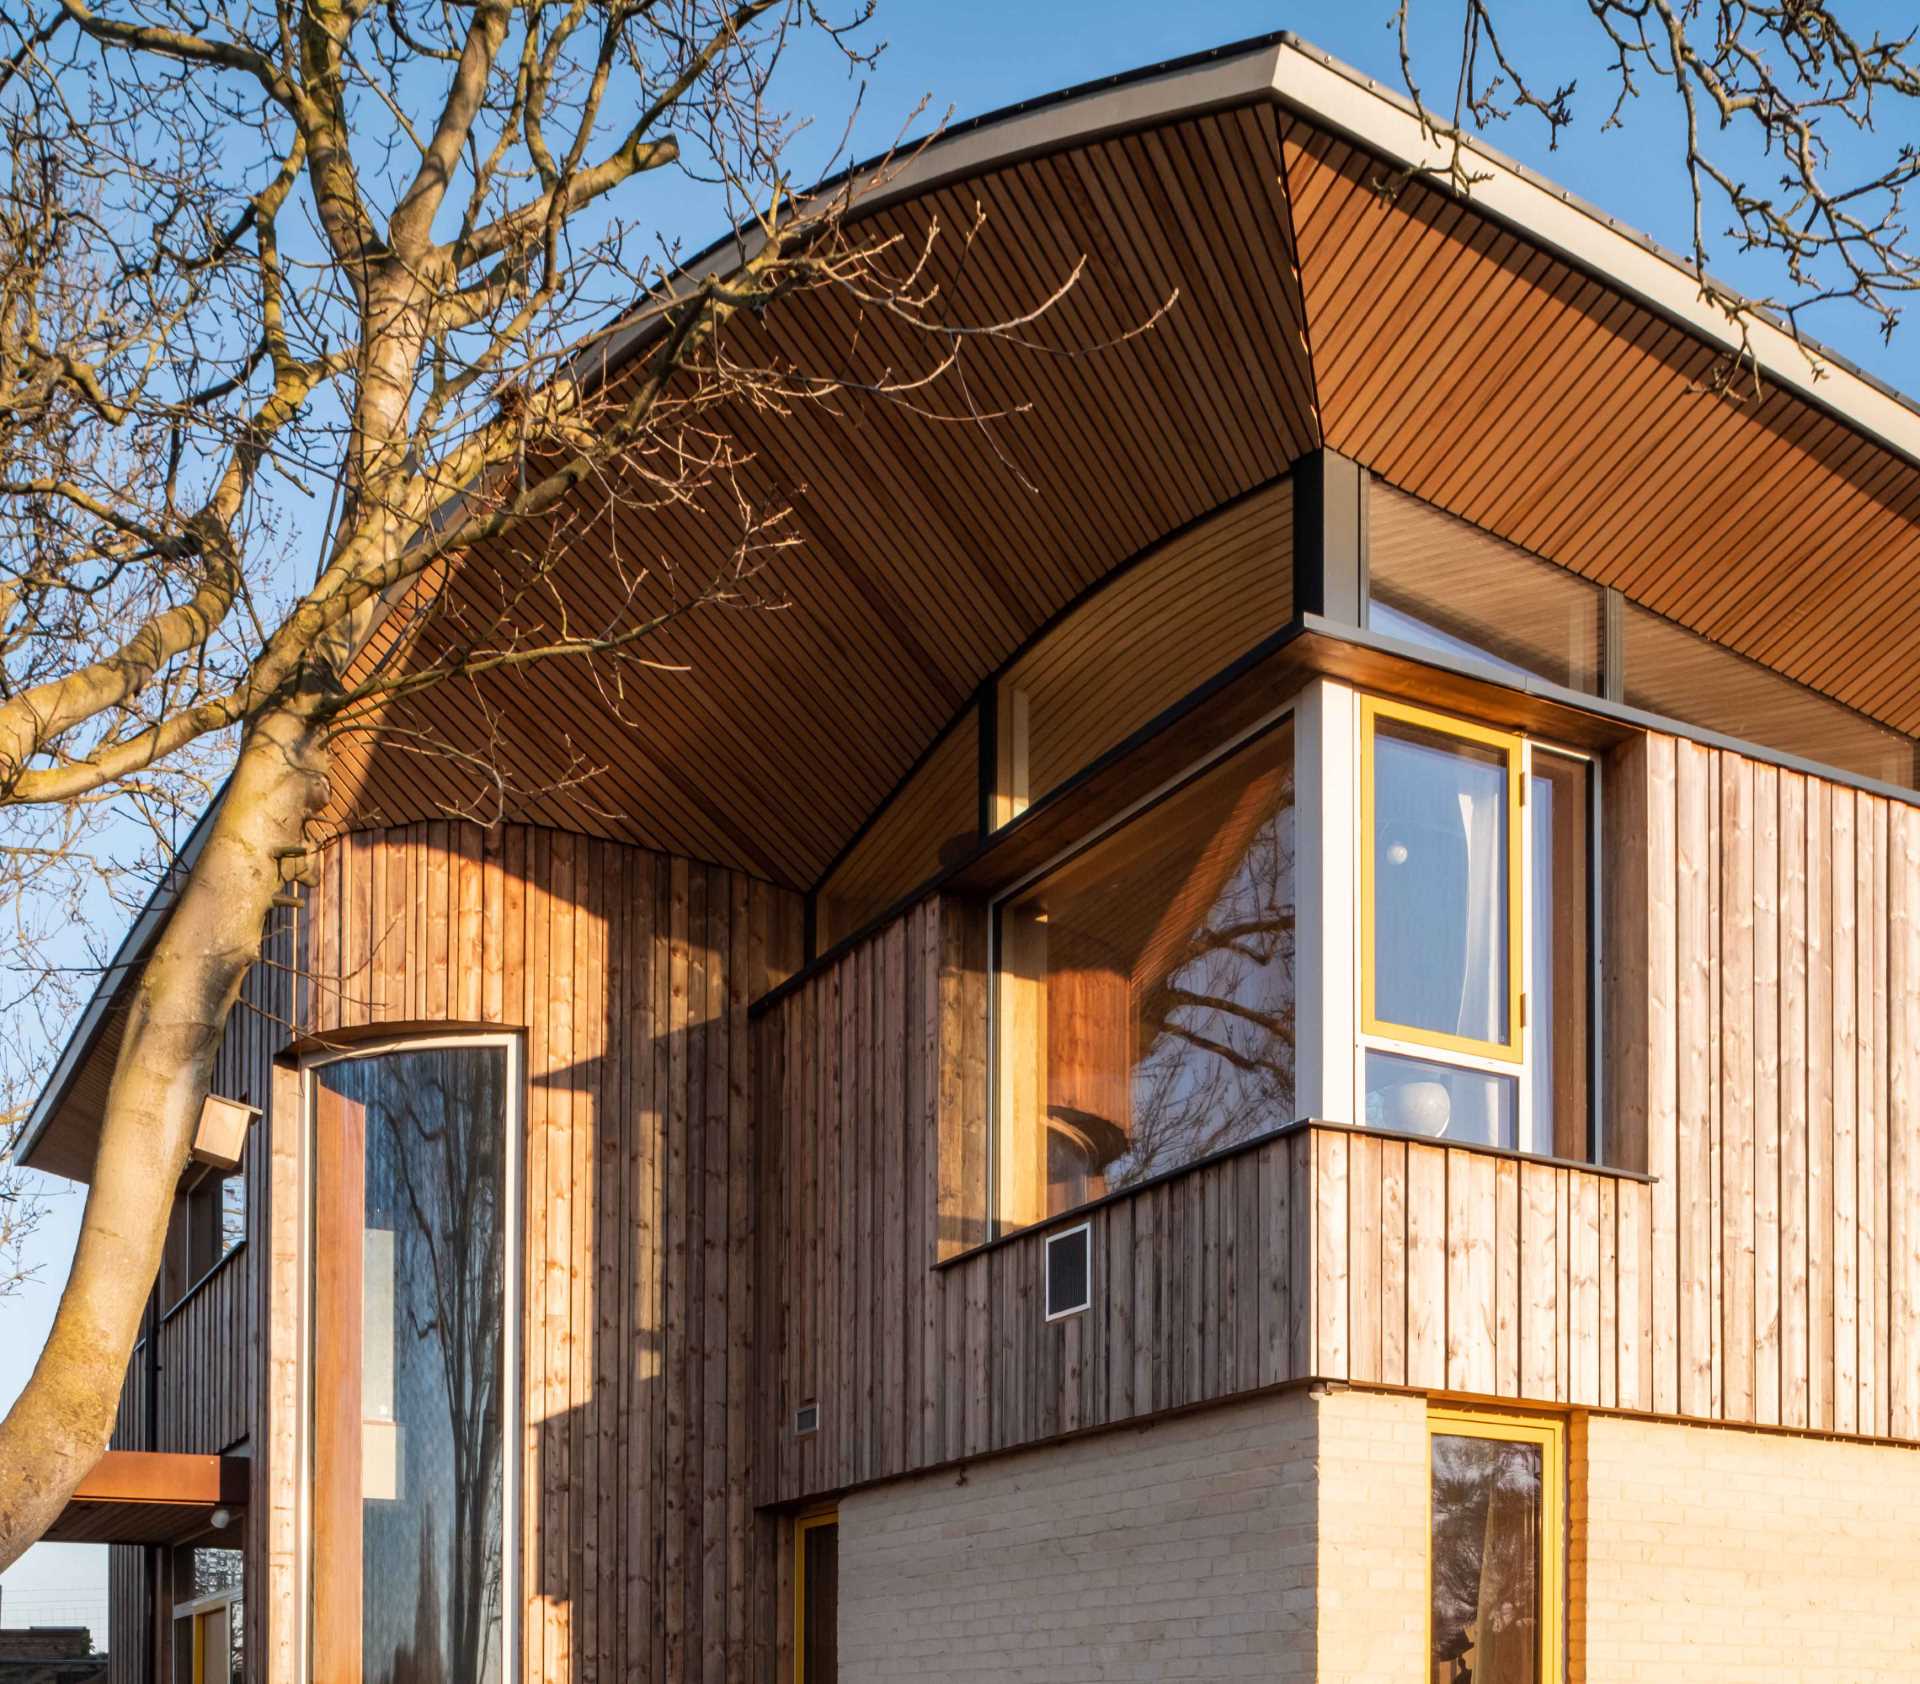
[1359,695,1526,1065]
[1426,1406,1565,1684]
[793,1505,839,1684]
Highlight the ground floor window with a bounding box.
[1428,1408,1563,1684]
[170,1545,242,1684]
[794,1508,839,1684]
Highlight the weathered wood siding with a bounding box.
[292,821,803,1684]
[754,898,1315,1511]
[1306,1129,1653,1408]
[1612,733,1920,1438]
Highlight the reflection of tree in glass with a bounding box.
[382,1051,504,1684]
[1430,1435,1540,1684]
[1111,802,1296,1191]
[341,1048,505,1684]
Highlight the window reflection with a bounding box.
[315,1046,509,1684]
[1365,1050,1516,1148]
[1369,715,1512,1049]
[1431,1433,1545,1684]
[997,724,1295,1233]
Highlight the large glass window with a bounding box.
[994,722,1295,1235]
[310,1040,517,1684]
[1361,699,1593,1158]
[1368,482,1604,694]
[1622,601,1915,789]
[994,480,1294,823]
[1429,1410,1564,1684]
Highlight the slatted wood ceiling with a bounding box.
[324,105,1319,885]
[320,97,1920,903]
[1283,122,1920,733]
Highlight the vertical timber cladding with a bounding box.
[299,821,803,1684]
[1606,732,1920,1440]
[753,896,1314,1510]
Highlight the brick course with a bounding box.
[837,1389,1319,1682]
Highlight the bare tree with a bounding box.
[1396,2,1920,358]
[0,0,1093,1568]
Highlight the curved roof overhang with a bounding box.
[24,32,1920,1177]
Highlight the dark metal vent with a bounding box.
[793,1400,820,1436]
[1044,1223,1092,1321]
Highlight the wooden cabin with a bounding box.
[23,31,1920,1684]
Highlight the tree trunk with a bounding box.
[0,691,331,1570]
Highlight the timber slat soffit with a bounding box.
[41,1451,249,1546]
[317,37,1920,889]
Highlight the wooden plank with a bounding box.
[1347,1132,1382,1382]
[1808,777,1834,1431]
[1753,760,1782,1426]
[1833,788,1860,1436]
[1446,1150,1497,1396]
[1781,771,1811,1429]
[1494,1158,1519,1398]
[1721,751,1757,1422]
[1645,734,1681,1414]
[1519,1159,1559,1400]
[1380,1140,1409,1389]
[1405,1142,1446,1390]
[1891,806,1920,1438]
[1676,739,1715,1417]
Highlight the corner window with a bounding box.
[993,720,1295,1235]
[1360,698,1593,1158]
[795,1509,839,1684]
[1428,1409,1564,1684]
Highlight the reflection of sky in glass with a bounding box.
[318,1048,507,1684]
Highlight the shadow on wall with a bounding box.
[306,822,802,1684]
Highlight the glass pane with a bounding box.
[1371,716,1511,1046]
[1623,602,1914,788]
[997,724,1295,1233]
[819,706,979,946]
[801,1522,839,1684]
[1001,480,1294,815]
[316,1047,509,1684]
[1531,753,1591,1160]
[1366,1051,1516,1148]
[1369,483,1603,694]
[1431,1433,1543,1684]
[188,1546,242,1601]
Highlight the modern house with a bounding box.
[22,29,1920,1684]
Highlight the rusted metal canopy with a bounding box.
[40,1450,248,1547]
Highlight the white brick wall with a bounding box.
[833,1388,1920,1682]
[837,1390,1319,1682]
[1312,1388,1427,1682]
[1580,1415,1920,1683]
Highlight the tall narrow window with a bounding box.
[994,722,1296,1235]
[795,1510,839,1684]
[1428,1410,1564,1684]
[1360,697,1594,1158]
[310,1040,517,1684]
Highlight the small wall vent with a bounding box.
[793,1400,820,1437]
[1044,1223,1092,1321]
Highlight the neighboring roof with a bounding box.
[24,31,1920,1176]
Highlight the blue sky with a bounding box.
[7,0,1918,1649]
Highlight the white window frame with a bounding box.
[297,1030,525,1684]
